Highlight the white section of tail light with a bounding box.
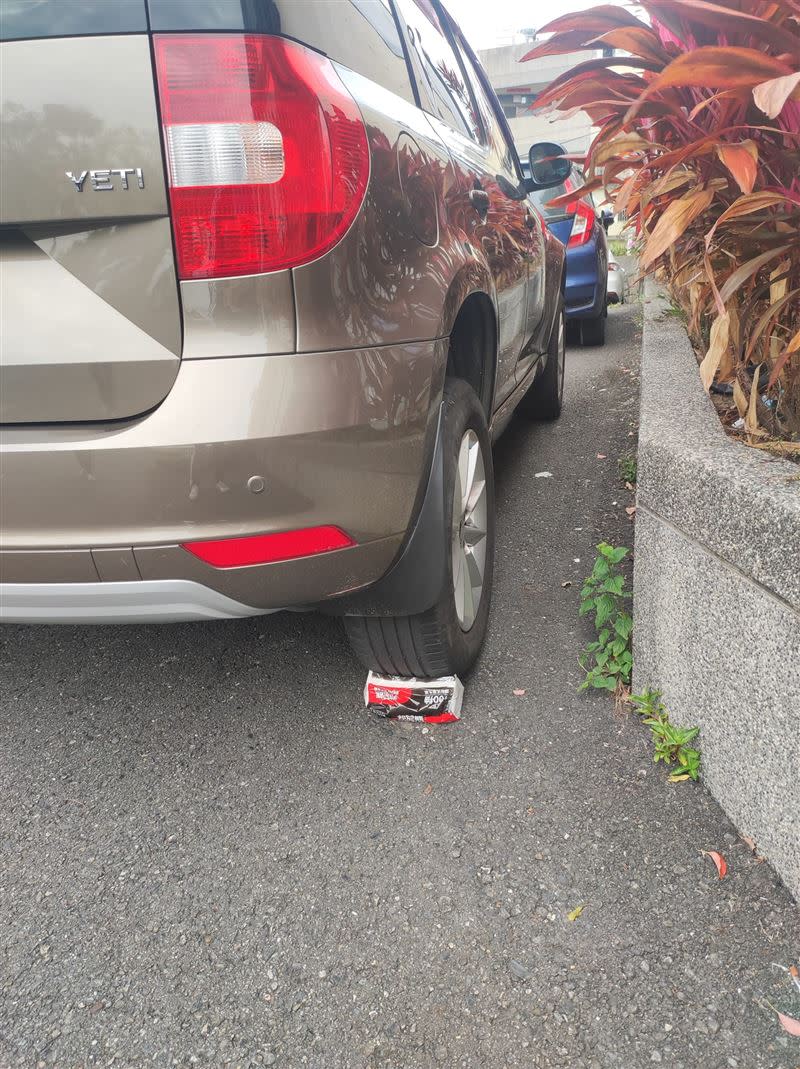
[165,121,285,188]
[570,212,589,242]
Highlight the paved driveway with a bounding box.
[2,302,798,1069]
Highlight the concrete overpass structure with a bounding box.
[477,40,606,159]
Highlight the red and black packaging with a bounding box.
[364,672,464,724]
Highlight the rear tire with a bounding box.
[581,305,607,346]
[517,299,565,421]
[344,378,495,679]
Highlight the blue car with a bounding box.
[523,158,610,346]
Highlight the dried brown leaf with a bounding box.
[706,192,788,247]
[718,247,787,306]
[699,313,730,392]
[641,46,792,94]
[716,141,758,195]
[588,26,670,65]
[641,187,714,268]
[770,263,788,305]
[733,377,749,419]
[745,365,763,437]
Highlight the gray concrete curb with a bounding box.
[633,280,800,899]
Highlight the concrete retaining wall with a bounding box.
[633,282,800,900]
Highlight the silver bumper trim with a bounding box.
[0,579,268,624]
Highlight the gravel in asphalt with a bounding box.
[1,301,798,1069]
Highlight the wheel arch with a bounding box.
[444,290,498,417]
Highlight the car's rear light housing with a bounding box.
[181,526,356,568]
[153,34,370,280]
[566,199,595,248]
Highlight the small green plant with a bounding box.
[608,238,629,258]
[630,689,701,781]
[578,543,633,693]
[618,455,637,485]
[655,300,688,324]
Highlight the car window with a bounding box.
[0,0,146,39]
[529,179,573,220]
[393,0,481,142]
[526,168,585,219]
[451,31,520,178]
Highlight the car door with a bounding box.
[450,31,547,383]
[393,0,530,408]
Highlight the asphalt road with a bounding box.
[2,300,798,1069]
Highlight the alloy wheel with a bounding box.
[451,429,488,631]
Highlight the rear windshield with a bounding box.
[529,180,574,220]
[0,0,147,40]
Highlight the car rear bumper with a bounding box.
[0,579,270,624]
[0,340,446,621]
[607,272,624,302]
[564,238,605,320]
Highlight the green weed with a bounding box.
[578,549,702,779]
[579,543,633,693]
[618,455,638,484]
[630,689,701,781]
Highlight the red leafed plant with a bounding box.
[524,0,800,448]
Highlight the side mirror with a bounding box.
[601,208,614,231]
[527,141,572,190]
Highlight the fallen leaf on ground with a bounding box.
[701,850,728,878]
[625,505,637,516]
[625,481,635,491]
[777,1011,800,1037]
[597,453,607,459]
[668,773,691,782]
[513,689,526,696]
[567,905,585,921]
[423,784,432,796]
[751,439,800,455]
[740,834,766,861]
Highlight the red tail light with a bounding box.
[153,35,370,280]
[566,198,595,248]
[181,526,355,568]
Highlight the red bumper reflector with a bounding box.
[181,526,355,568]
